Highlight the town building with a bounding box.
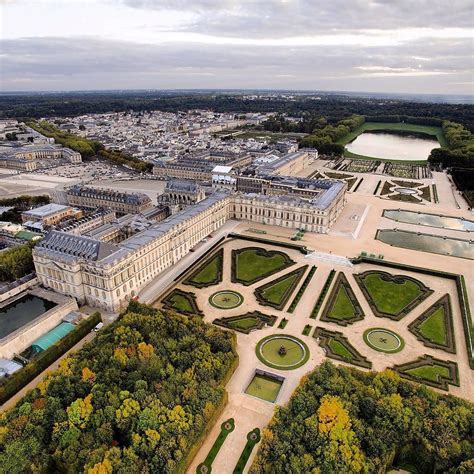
[158,179,206,212]
[66,186,153,214]
[22,204,83,228]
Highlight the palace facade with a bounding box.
[33,177,346,312]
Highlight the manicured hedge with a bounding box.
[233,428,261,474]
[393,355,460,391]
[320,272,365,326]
[287,266,317,313]
[351,257,474,369]
[161,288,203,316]
[254,265,307,310]
[183,248,224,289]
[354,270,433,321]
[310,270,336,319]
[313,326,372,369]
[408,294,456,354]
[197,418,235,473]
[228,233,310,254]
[213,311,277,334]
[0,312,101,405]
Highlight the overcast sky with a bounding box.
[1,0,473,94]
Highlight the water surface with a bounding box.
[384,210,474,232]
[346,132,439,161]
[0,295,56,339]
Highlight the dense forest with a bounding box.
[0,243,35,281]
[250,362,473,474]
[0,303,238,473]
[0,92,473,130]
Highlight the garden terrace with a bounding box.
[393,355,459,391]
[183,248,223,288]
[213,311,277,334]
[354,270,433,320]
[231,247,295,286]
[287,266,317,313]
[313,327,372,369]
[351,257,473,369]
[161,288,203,316]
[320,272,364,326]
[310,270,336,319]
[408,294,456,353]
[254,265,308,310]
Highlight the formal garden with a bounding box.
[319,272,364,326]
[255,334,310,370]
[354,270,433,320]
[363,328,405,353]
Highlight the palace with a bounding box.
[33,177,346,312]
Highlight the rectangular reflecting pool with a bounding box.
[377,229,474,260]
[245,371,284,403]
[0,294,56,340]
[384,209,474,232]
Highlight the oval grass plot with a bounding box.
[209,290,243,309]
[256,334,310,370]
[363,328,405,353]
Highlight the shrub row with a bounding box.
[352,177,363,192]
[228,232,310,254]
[233,428,261,474]
[197,418,235,472]
[310,270,336,319]
[408,294,456,354]
[373,180,381,195]
[354,270,433,321]
[351,257,473,368]
[254,265,308,310]
[183,248,224,288]
[0,312,101,405]
[231,247,295,286]
[174,236,225,283]
[393,355,460,391]
[320,272,365,326]
[213,311,277,334]
[287,266,317,313]
[161,288,203,316]
[313,327,372,369]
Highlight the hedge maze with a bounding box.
[161,288,203,316]
[183,248,223,288]
[320,272,364,326]
[393,355,459,391]
[354,270,433,320]
[231,247,295,286]
[313,327,372,369]
[254,265,308,310]
[213,311,277,334]
[408,294,456,354]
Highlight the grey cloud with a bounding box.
[122,0,474,37]
[0,36,472,93]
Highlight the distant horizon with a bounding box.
[1,88,472,105]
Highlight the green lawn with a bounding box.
[199,418,235,471]
[406,365,450,382]
[328,339,353,360]
[261,274,298,305]
[328,286,357,320]
[228,317,259,331]
[236,249,290,283]
[169,294,194,313]
[189,254,220,284]
[418,307,447,345]
[245,374,283,402]
[362,273,422,315]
